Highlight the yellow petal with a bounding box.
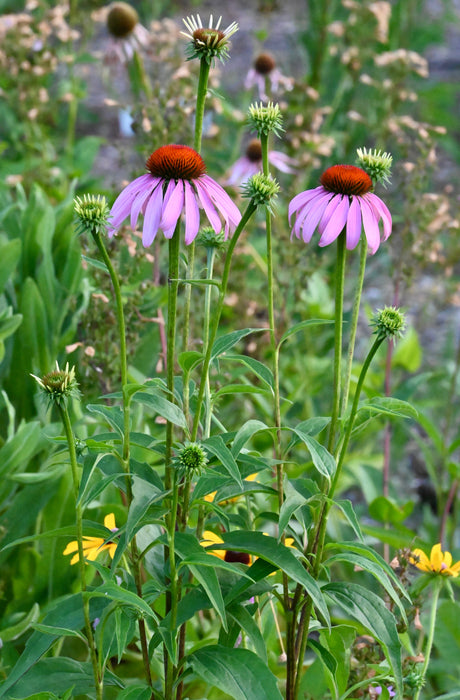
[63,540,79,556]
[104,513,116,531]
[430,543,444,571]
[70,552,80,565]
[410,548,431,572]
[108,543,118,559]
[201,530,226,560]
[84,545,103,562]
[245,473,258,482]
[443,550,453,568]
[449,560,460,574]
[204,491,216,503]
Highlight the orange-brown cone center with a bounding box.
[193,27,225,45]
[107,2,138,38]
[146,145,206,181]
[224,550,251,565]
[320,164,373,196]
[254,53,276,75]
[245,139,262,162]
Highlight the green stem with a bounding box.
[59,404,103,700]
[203,246,217,438]
[165,224,181,485]
[194,59,211,153]
[341,237,367,414]
[165,471,180,699]
[414,578,442,700]
[327,233,346,452]
[191,202,257,441]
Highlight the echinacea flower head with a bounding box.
[108,144,241,246]
[105,2,150,64]
[245,52,294,102]
[31,362,79,408]
[410,543,460,577]
[63,513,118,565]
[181,14,238,64]
[289,164,392,254]
[226,138,298,186]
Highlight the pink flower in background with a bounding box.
[245,52,294,102]
[104,1,150,64]
[289,164,392,254]
[109,144,241,246]
[226,138,297,186]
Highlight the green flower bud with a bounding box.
[196,227,227,250]
[242,172,280,212]
[247,101,284,138]
[176,442,208,477]
[31,362,80,407]
[74,194,111,237]
[372,306,406,341]
[356,147,393,186]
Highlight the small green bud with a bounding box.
[181,15,238,65]
[74,194,111,237]
[175,442,208,477]
[31,362,80,407]
[356,147,392,186]
[242,173,280,212]
[372,306,406,341]
[247,101,284,138]
[196,227,227,250]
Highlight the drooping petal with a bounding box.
[109,174,153,232]
[299,193,331,243]
[142,183,164,247]
[269,150,297,174]
[365,192,392,241]
[288,186,324,222]
[318,195,349,247]
[200,175,242,229]
[63,540,79,555]
[130,182,158,231]
[291,189,327,238]
[360,196,381,254]
[160,180,184,233]
[345,195,362,250]
[104,513,117,531]
[184,180,200,244]
[449,560,460,575]
[411,548,431,572]
[194,178,222,233]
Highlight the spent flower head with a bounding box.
[356,147,393,186]
[74,194,111,237]
[247,101,284,138]
[31,362,80,408]
[242,173,280,212]
[371,306,406,341]
[181,14,238,64]
[107,2,138,38]
[175,442,208,477]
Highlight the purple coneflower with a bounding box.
[109,144,241,246]
[226,138,297,186]
[245,53,294,102]
[289,164,392,254]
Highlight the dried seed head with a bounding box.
[31,362,80,407]
[254,52,276,75]
[107,2,139,38]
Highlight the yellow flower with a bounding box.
[204,473,258,504]
[63,513,118,565]
[410,543,460,577]
[201,530,251,564]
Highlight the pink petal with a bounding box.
[289,186,324,222]
[317,194,341,235]
[318,195,350,247]
[184,180,200,244]
[292,190,329,239]
[142,184,164,247]
[300,193,331,243]
[194,179,223,233]
[110,174,153,224]
[130,183,157,231]
[360,197,381,254]
[365,193,392,241]
[269,151,297,174]
[201,175,242,228]
[345,196,362,250]
[160,180,184,232]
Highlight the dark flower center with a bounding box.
[320,164,373,196]
[245,139,262,162]
[107,2,138,38]
[224,550,251,565]
[193,27,226,47]
[254,52,276,75]
[146,145,206,181]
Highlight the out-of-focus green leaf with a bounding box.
[0,604,40,642]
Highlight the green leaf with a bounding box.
[361,523,417,549]
[278,319,334,347]
[188,564,227,631]
[227,604,267,662]
[31,624,86,644]
[392,326,422,372]
[323,582,402,695]
[308,638,338,698]
[224,353,275,391]
[0,603,40,642]
[334,500,364,542]
[278,491,306,537]
[368,496,413,525]
[231,419,271,458]
[216,531,329,623]
[188,645,283,700]
[0,309,22,343]
[211,328,267,360]
[0,238,21,292]
[291,427,336,481]
[0,421,41,478]
[214,384,271,398]
[133,392,188,430]
[357,397,419,421]
[117,686,152,700]
[204,435,243,488]
[178,350,203,373]
[86,404,124,437]
[88,581,157,622]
